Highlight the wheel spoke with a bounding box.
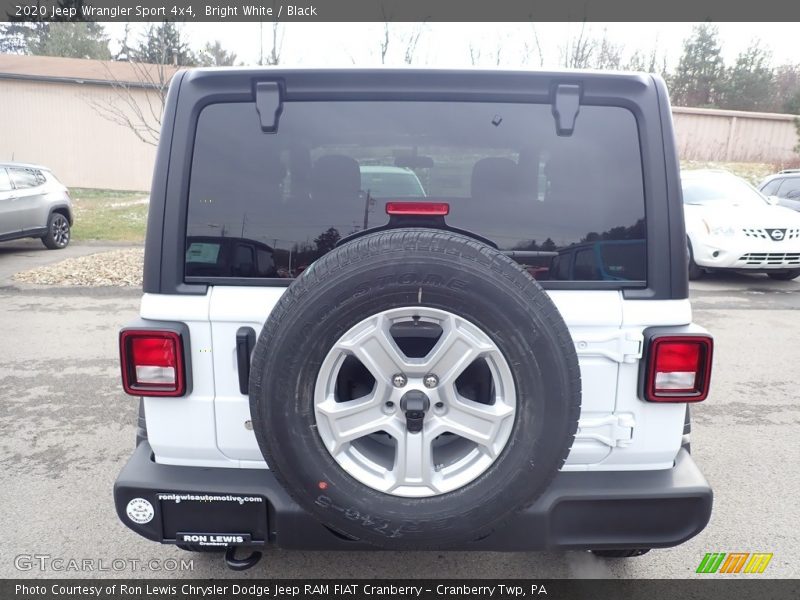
[438,395,514,457]
[337,314,409,382]
[389,425,435,491]
[423,316,492,383]
[316,393,390,454]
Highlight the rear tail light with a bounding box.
[120,330,186,397]
[645,336,713,402]
[386,201,450,216]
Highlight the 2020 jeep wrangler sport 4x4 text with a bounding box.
[114,68,714,569]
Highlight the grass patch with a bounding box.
[69,188,149,242]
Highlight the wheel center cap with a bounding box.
[399,390,430,434]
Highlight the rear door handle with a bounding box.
[236,327,257,395]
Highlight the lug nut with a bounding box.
[423,374,439,388]
[435,402,444,409]
[385,401,395,408]
[392,374,407,388]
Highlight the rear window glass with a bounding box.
[0,169,12,192]
[361,168,426,198]
[760,178,781,196]
[778,177,800,198]
[187,101,646,283]
[599,240,647,281]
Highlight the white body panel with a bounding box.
[140,288,694,472]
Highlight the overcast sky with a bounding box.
[104,22,799,69]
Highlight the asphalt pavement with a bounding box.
[0,248,798,579]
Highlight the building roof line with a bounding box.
[0,71,164,89]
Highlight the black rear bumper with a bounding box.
[114,441,712,551]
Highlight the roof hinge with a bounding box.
[551,83,582,136]
[255,81,283,133]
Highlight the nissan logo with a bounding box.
[767,229,786,241]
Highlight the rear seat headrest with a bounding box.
[471,157,521,199]
[312,155,361,199]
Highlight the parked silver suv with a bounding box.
[758,169,800,212]
[0,162,73,249]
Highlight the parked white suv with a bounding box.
[0,162,72,249]
[115,68,714,570]
[683,169,800,280]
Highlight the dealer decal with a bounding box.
[125,498,154,524]
[157,493,263,505]
[177,532,252,546]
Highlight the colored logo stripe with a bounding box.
[696,552,773,574]
[719,553,749,573]
[744,553,773,574]
[697,553,726,573]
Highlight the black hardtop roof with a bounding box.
[178,66,656,99]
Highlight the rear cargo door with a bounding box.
[208,287,633,467]
[183,86,655,469]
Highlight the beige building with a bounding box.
[1,55,798,191]
[0,54,176,191]
[672,106,798,164]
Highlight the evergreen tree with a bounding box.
[718,42,774,111]
[132,22,196,66]
[1,2,98,55]
[0,22,34,53]
[198,40,237,67]
[772,64,800,114]
[30,22,110,59]
[670,24,725,107]
[786,93,800,116]
[313,228,341,254]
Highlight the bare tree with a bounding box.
[468,38,504,67]
[263,22,284,66]
[377,20,426,65]
[560,22,596,69]
[625,40,668,76]
[402,24,426,64]
[594,30,623,70]
[88,61,174,146]
[380,22,390,65]
[469,43,481,66]
[523,25,546,67]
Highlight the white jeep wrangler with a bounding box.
[115,68,713,570]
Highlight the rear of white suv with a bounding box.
[114,68,713,567]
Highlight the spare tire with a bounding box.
[249,229,581,548]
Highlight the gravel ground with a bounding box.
[12,248,144,287]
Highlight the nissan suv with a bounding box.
[114,68,714,569]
